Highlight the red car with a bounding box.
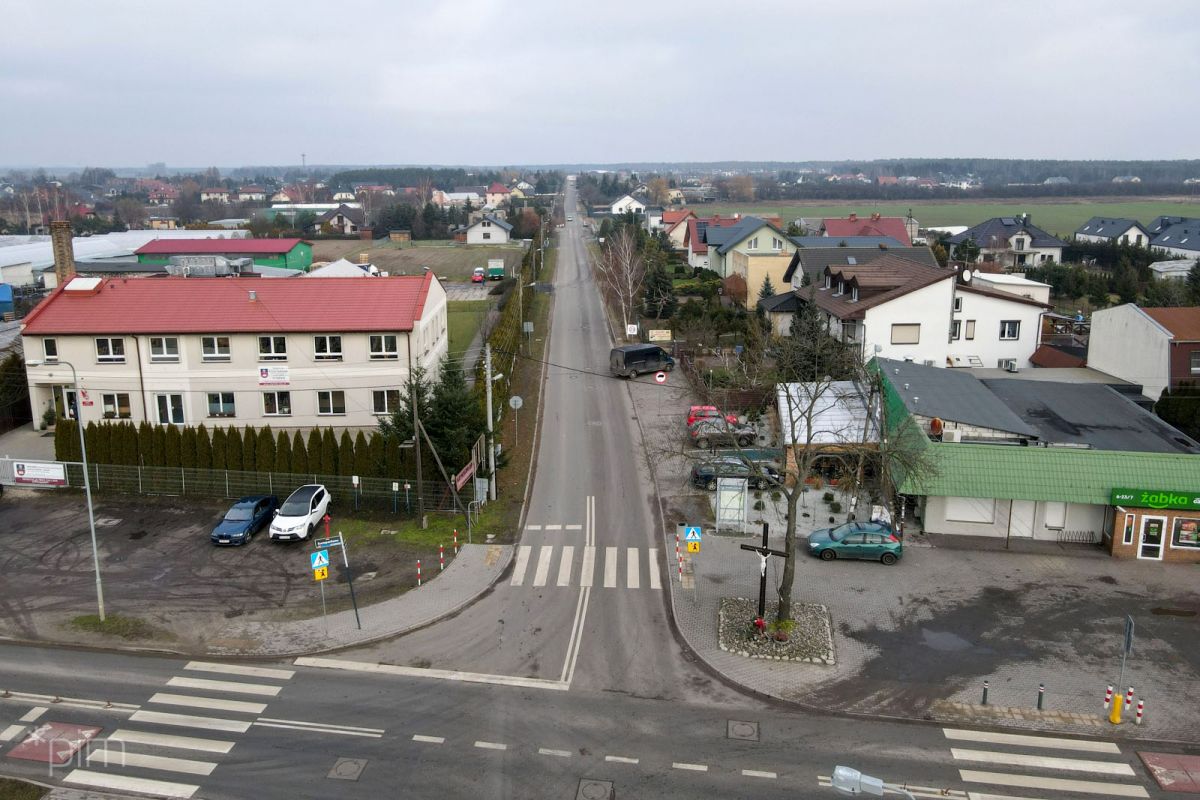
[687,405,739,427]
[471,267,486,283]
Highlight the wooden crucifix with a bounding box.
[739,522,787,622]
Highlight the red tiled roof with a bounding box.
[662,209,694,226]
[487,182,510,193]
[807,255,950,320]
[1030,344,1086,368]
[684,216,741,254]
[21,274,437,335]
[135,238,305,256]
[1142,307,1200,341]
[823,215,912,245]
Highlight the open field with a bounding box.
[447,299,491,357]
[309,240,525,280]
[696,197,1200,237]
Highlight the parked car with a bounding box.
[806,521,902,565]
[471,267,486,283]
[688,418,756,449]
[691,458,781,491]
[687,405,739,427]
[211,495,278,546]
[609,344,674,378]
[269,484,331,542]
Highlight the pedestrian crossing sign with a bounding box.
[687,541,700,553]
[310,549,330,570]
[684,526,702,542]
[313,566,329,581]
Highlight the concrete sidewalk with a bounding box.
[0,422,55,461]
[208,543,513,656]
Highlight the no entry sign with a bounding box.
[655,371,667,384]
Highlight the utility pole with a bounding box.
[411,374,424,522]
[485,343,497,501]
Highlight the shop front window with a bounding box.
[1172,518,1200,549]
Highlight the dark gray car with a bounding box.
[688,418,757,449]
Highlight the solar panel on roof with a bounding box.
[847,257,856,265]
[1000,218,1015,225]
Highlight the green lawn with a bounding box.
[0,778,47,800]
[448,300,491,356]
[700,199,1200,238]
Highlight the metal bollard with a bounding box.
[453,529,459,555]
[1124,687,1134,710]
[417,559,422,587]
[1103,685,1113,710]
[981,680,989,706]
[1135,700,1144,726]
[1037,683,1045,711]
[439,543,445,572]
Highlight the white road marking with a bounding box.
[557,546,575,586]
[565,524,582,531]
[525,524,542,531]
[627,547,640,589]
[562,586,592,686]
[183,661,294,680]
[88,747,217,776]
[107,729,234,754]
[412,735,445,744]
[1,691,137,713]
[606,755,639,764]
[129,710,252,733]
[604,546,618,587]
[474,740,507,750]
[294,657,569,692]
[19,707,46,722]
[0,724,25,741]
[166,676,280,697]
[967,794,1062,800]
[533,545,554,587]
[510,545,532,586]
[255,716,384,734]
[951,747,1135,775]
[544,524,562,531]
[673,762,708,772]
[943,728,1121,753]
[648,548,661,589]
[253,721,382,738]
[63,769,199,799]
[959,770,1149,798]
[539,748,572,757]
[819,777,967,800]
[149,693,267,715]
[580,546,595,587]
[743,769,777,779]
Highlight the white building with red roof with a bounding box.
[485,182,511,207]
[21,273,447,430]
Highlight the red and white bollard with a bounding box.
[453,529,459,555]
[675,532,682,582]
[1124,687,1135,711]
[417,559,422,587]
[1103,685,1114,710]
[439,543,445,572]
[1135,700,1144,726]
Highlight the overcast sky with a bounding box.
[3,0,1197,168]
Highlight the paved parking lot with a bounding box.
[443,282,492,302]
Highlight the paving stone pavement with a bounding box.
[627,370,1200,743]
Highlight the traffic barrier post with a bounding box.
[417,559,422,587]
[981,680,989,706]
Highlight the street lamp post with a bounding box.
[28,359,106,621]
[831,766,915,800]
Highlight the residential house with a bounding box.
[332,191,357,202]
[237,186,268,203]
[706,217,798,281]
[147,216,179,231]
[1149,259,1197,281]
[662,209,697,249]
[200,188,231,203]
[950,275,1051,368]
[948,215,1066,267]
[270,189,294,203]
[21,273,447,431]
[644,207,664,232]
[314,205,366,236]
[780,245,940,291]
[878,358,1200,562]
[306,258,376,278]
[432,190,482,209]
[1088,305,1200,401]
[683,216,741,270]
[1146,216,1200,259]
[610,194,647,216]
[465,215,513,245]
[514,180,535,193]
[135,238,313,271]
[1073,217,1149,246]
[485,183,511,207]
[821,213,913,246]
[775,380,880,478]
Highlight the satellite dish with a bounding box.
[961,269,973,282]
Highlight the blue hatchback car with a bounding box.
[211,495,278,546]
[806,521,902,565]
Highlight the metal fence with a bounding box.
[0,458,477,517]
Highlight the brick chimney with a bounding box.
[50,220,76,285]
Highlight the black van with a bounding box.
[610,344,675,378]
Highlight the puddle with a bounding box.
[1151,607,1197,617]
[921,628,973,652]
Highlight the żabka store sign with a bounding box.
[1111,488,1200,511]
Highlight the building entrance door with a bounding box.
[1138,516,1166,560]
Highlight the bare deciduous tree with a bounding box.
[594,227,646,336]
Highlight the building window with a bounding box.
[1014,238,1026,251]
[890,323,920,345]
[207,392,236,418]
[373,389,401,415]
[771,237,783,251]
[965,320,976,340]
[823,274,831,289]
[149,336,180,363]
[1043,501,1067,530]
[101,393,131,419]
[95,337,126,363]
[1191,351,1200,374]
[317,390,346,415]
[43,338,58,363]
[839,321,857,342]
[1122,513,1135,545]
[850,286,858,302]
[263,391,291,416]
[155,393,184,424]
[945,496,995,523]
[482,232,491,240]
[951,321,961,340]
[1172,518,1200,549]
[259,336,287,361]
[202,336,231,362]
[314,335,342,361]
[999,320,1021,340]
[369,334,398,360]
[953,296,962,312]
[747,237,758,250]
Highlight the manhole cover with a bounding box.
[328,757,367,781]
[727,720,760,741]
[576,779,613,800]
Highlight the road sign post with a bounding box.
[312,527,361,631]
[740,523,787,623]
[1111,615,1135,724]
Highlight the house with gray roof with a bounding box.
[1074,217,1149,246]
[948,215,1066,268]
[1145,216,1200,259]
[781,245,939,289]
[704,216,797,279]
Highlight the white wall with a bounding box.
[921,496,1107,541]
[1077,223,1146,246]
[951,290,1044,368]
[859,278,955,364]
[467,220,510,244]
[1088,304,1171,399]
[611,196,645,215]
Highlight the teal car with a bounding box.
[807,521,902,565]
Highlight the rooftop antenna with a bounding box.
[301,153,307,171]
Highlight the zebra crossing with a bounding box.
[510,544,662,590]
[55,660,297,799]
[944,727,1150,799]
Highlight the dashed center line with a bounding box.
[673,762,708,772]
[606,755,639,764]
[742,769,777,779]
[474,740,508,751]
[538,748,572,757]
[412,735,445,744]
